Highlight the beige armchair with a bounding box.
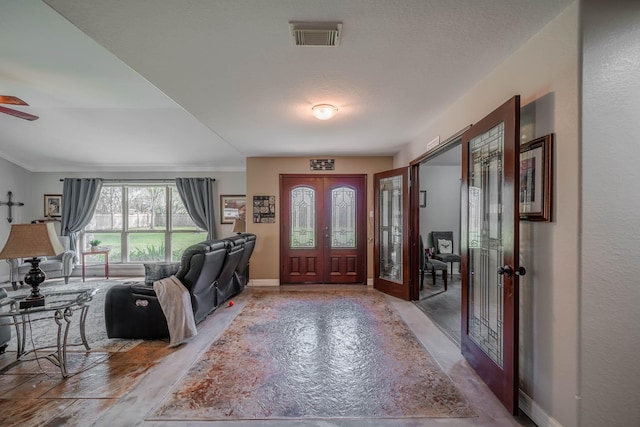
[6,235,75,291]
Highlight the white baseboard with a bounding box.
[519,390,563,427]
[367,278,373,286]
[248,279,280,287]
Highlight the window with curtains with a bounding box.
[83,184,207,263]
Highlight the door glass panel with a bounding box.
[378,175,403,283]
[331,186,356,248]
[291,186,316,248]
[467,122,504,367]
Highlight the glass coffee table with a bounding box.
[0,288,97,377]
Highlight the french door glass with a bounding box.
[461,96,520,414]
[379,175,403,283]
[290,186,316,248]
[468,122,505,366]
[331,186,356,248]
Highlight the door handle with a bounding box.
[497,266,513,277]
[497,265,526,277]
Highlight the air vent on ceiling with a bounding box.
[289,22,342,46]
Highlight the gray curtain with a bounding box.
[61,178,103,260]
[175,177,216,240]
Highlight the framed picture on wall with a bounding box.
[44,194,62,217]
[419,190,427,208]
[519,134,553,221]
[220,195,246,224]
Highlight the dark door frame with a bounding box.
[408,126,471,301]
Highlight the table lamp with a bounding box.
[232,217,246,234]
[0,223,64,308]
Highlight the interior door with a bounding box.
[373,167,411,300]
[461,96,522,414]
[280,174,366,284]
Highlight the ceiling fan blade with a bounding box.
[0,106,39,121]
[0,96,28,106]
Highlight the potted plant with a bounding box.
[89,239,101,251]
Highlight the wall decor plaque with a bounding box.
[253,195,276,223]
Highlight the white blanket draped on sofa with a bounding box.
[153,275,198,347]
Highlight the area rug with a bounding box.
[1,279,142,353]
[150,289,476,421]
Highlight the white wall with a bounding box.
[395,3,579,426]
[419,164,461,273]
[0,157,32,281]
[581,1,640,426]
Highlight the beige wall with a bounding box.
[246,156,393,283]
[395,3,579,427]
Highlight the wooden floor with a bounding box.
[0,340,174,426]
[0,284,536,426]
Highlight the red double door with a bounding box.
[280,174,367,285]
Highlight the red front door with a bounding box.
[280,174,367,284]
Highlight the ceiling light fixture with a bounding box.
[312,104,338,120]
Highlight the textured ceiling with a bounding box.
[0,0,572,172]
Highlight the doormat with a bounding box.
[149,289,476,421]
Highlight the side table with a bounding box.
[82,250,109,281]
[0,288,97,377]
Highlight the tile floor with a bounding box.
[0,283,536,426]
[415,275,462,347]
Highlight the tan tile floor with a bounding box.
[0,285,536,426]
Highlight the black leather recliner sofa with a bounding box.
[210,237,244,306]
[105,234,252,339]
[224,233,257,294]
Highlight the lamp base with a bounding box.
[20,296,45,309]
[21,257,47,309]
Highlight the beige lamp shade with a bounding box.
[0,223,64,259]
[232,217,246,234]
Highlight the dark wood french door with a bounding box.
[373,167,411,300]
[461,96,522,414]
[280,174,367,284]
